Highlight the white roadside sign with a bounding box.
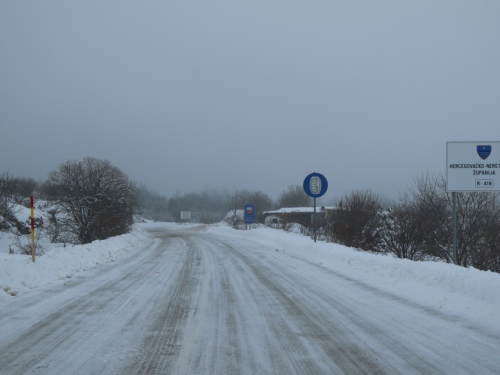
[446,141,500,192]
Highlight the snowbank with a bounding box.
[206,225,500,326]
[2,221,500,329]
[0,226,151,302]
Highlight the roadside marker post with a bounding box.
[31,196,35,263]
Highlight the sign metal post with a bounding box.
[303,172,328,243]
[446,142,500,265]
[452,192,457,265]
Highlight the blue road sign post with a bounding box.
[303,172,328,243]
[244,204,256,229]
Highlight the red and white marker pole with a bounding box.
[31,196,35,262]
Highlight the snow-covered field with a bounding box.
[1,221,499,330]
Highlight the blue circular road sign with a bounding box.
[303,172,328,198]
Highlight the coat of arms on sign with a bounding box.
[477,145,491,160]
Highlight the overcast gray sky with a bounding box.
[1,1,499,202]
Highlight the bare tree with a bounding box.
[482,213,500,273]
[376,194,427,260]
[407,174,452,262]
[277,184,312,208]
[226,188,247,224]
[43,157,137,244]
[328,189,381,250]
[167,188,229,223]
[410,173,500,268]
[0,172,18,220]
[136,185,170,221]
[197,188,229,223]
[248,190,275,223]
[12,177,39,205]
[226,188,275,223]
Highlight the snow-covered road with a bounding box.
[1,224,499,374]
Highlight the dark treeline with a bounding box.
[138,187,277,224]
[1,158,137,246]
[137,183,313,224]
[323,173,500,273]
[0,159,310,247]
[3,161,500,274]
[0,172,39,234]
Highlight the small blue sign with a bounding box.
[244,205,256,224]
[303,172,328,198]
[477,145,491,160]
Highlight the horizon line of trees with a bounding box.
[137,184,310,226]
[1,158,137,247]
[2,160,500,273]
[322,174,500,273]
[0,160,313,247]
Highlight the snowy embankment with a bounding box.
[207,224,500,327]
[0,225,152,302]
[2,221,499,329]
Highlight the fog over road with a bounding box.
[1,225,499,374]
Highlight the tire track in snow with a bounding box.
[133,236,201,375]
[0,236,184,375]
[4,226,500,374]
[211,233,500,374]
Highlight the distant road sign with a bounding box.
[447,142,500,192]
[303,172,328,198]
[244,205,255,224]
[180,211,192,220]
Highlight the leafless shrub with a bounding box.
[327,189,382,250]
[408,173,500,269]
[277,185,312,208]
[375,195,427,260]
[11,230,45,256]
[43,157,137,244]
